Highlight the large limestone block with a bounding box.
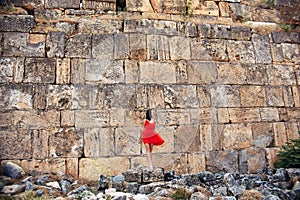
[140,61,176,84]
[191,39,228,61]
[227,41,255,63]
[266,148,280,168]
[228,108,261,123]
[115,126,140,156]
[190,108,212,124]
[61,110,75,127]
[47,85,73,110]
[282,43,300,62]
[110,108,125,126]
[65,34,92,58]
[33,85,47,110]
[126,0,154,12]
[13,110,60,129]
[169,36,190,60]
[45,0,80,8]
[148,85,165,109]
[188,61,217,84]
[0,84,32,110]
[252,34,272,64]
[56,58,70,84]
[217,63,245,84]
[0,15,36,32]
[79,157,130,180]
[82,0,116,10]
[187,153,206,173]
[32,129,49,159]
[24,58,56,83]
[251,123,274,148]
[292,86,300,107]
[85,59,124,84]
[153,153,189,174]
[0,56,22,83]
[78,19,123,34]
[266,87,284,107]
[114,34,129,59]
[147,35,170,60]
[239,86,266,107]
[0,112,12,128]
[287,108,300,122]
[153,125,175,153]
[211,85,241,107]
[0,129,32,159]
[244,64,268,84]
[271,32,300,44]
[197,86,211,107]
[222,123,253,150]
[174,125,200,153]
[66,158,79,179]
[125,60,139,84]
[71,59,85,84]
[129,34,147,61]
[21,158,66,175]
[84,128,115,157]
[92,34,114,60]
[199,124,213,151]
[75,110,110,128]
[156,109,190,125]
[219,2,230,17]
[163,85,198,109]
[46,32,65,58]
[163,0,186,14]
[260,108,279,122]
[192,1,219,16]
[267,65,296,86]
[239,148,266,174]
[206,150,238,173]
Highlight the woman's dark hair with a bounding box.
[146,109,152,121]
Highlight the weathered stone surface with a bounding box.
[126,0,153,12]
[0,57,16,83]
[32,129,48,159]
[46,32,65,58]
[244,64,268,84]
[163,0,186,14]
[211,85,241,107]
[266,87,284,106]
[192,1,219,16]
[252,33,272,64]
[56,58,71,84]
[260,108,279,122]
[219,2,230,17]
[82,0,116,10]
[271,43,284,62]
[251,123,273,148]
[79,157,130,180]
[222,123,253,150]
[115,126,140,156]
[239,86,266,107]
[65,34,92,58]
[142,168,164,183]
[46,85,73,110]
[125,60,139,84]
[129,34,147,61]
[24,58,56,83]
[281,43,300,62]
[239,148,267,174]
[217,63,245,84]
[268,65,296,85]
[147,35,170,60]
[78,19,123,34]
[228,108,260,123]
[271,32,300,44]
[92,34,114,60]
[197,86,211,107]
[174,125,199,152]
[0,85,32,110]
[114,33,129,59]
[45,0,80,8]
[188,61,217,84]
[227,41,255,63]
[21,158,66,175]
[3,162,25,179]
[191,39,228,61]
[206,150,238,173]
[187,153,206,173]
[156,109,190,125]
[229,3,252,22]
[71,59,85,84]
[140,61,176,84]
[169,36,190,60]
[273,122,287,147]
[85,59,124,84]
[0,15,36,32]
[75,110,109,128]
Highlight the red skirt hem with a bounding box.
[142,134,164,146]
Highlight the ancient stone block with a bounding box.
[78,19,123,34]
[140,61,176,84]
[174,125,200,152]
[211,85,241,107]
[110,108,125,126]
[282,43,300,62]
[239,86,266,107]
[125,60,139,84]
[115,126,140,156]
[230,26,252,41]
[45,0,80,8]
[33,85,47,110]
[222,123,253,150]
[66,158,79,178]
[142,168,164,183]
[219,2,230,17]
[157,109,190,125]
[227,41,255,63]
[192,1,219,16]
[110,85,137,108]
[244,64,268,85]
[285,122,299,140]
[32,130,48,159]
[190,108,212,124]
[287,108,300,121]
[3,32,27,57]
[188,61,217,84]
[268,65,296,85]
[56,58,70,84]
[169,36,190,60]
[152,153,189,174]
[0,129,32,159]
[197,86,211,107]
[147,35,170,60]
[260,108,279,122]
[163,85,198,109]
[199,124,213,151]
[21,158,66,175]
[0,15,36,32]
[0,57,14,83]
[271,32,300,44]
[191,39,228,61]
[163,0,186,14]
[65,34,92,58]
[271,44,284,62]
[292,86,300,107]
[75,110,109,128]
[283,87,295,107]
[217,108,229,123]
[217,63,245,84]
[0,85,32,110]
[123,169,142,182]
[229,3,252,22]
[71,59,85,84]
[228,108,260,123]
[24,58,56,83]
[252,8,280,23]
[251,123,274,148]
[61,110,75,127]
[153,125,175,153]
[114,33,129,59]
[72,85,104,110]
[85,59,124,84]
[252,34,272,64]
[47,85,73,110]
[126,0,153,12]
[239,148,266,174]
[92,34,114,60]
[136,85,148,109]
[79,157,130,180]
[206,150,238,173]
[27,34,46,57]
[187,153,206,173]
[0,112,12,128]
[266,86,284,106]
[266,148,280,168]
[148,85,165,109]
[273,122,287,147]
[82,0,116,10]
[84,128,114,157]
[129,34,147,61]
[46,32,65,58]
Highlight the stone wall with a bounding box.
[0,0,299,181]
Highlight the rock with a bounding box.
[98,174,110,191]
[141,168,164,183]
[25,181,36,190]
[223,173,244,196]
[263,195,281,200]
[190,191,207,200]
[1,184,25,194]
[3,162,25,179]
[35,175,50,185]
[273,168,290,182]
[36,189,44,196]
[199,171,216,182]
[123,169,142,182]
[46,181,61,190]
[67,184,88,196]
[60,179,71,193]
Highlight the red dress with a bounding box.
[141,120,164,145]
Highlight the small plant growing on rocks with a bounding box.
[274,131,300,168]
[170,188,192,200]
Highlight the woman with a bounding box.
[139,109,164,169]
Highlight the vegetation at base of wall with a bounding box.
[169,188,192,200]
[274,131,300,169]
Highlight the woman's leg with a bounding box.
[145,143,153,170]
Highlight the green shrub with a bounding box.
[274,132,300,168]
[170,188,192,200]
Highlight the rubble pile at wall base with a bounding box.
[0,162,299,200]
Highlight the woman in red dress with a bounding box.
[139,109,164,169]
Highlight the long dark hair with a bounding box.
[146,109,152,121]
